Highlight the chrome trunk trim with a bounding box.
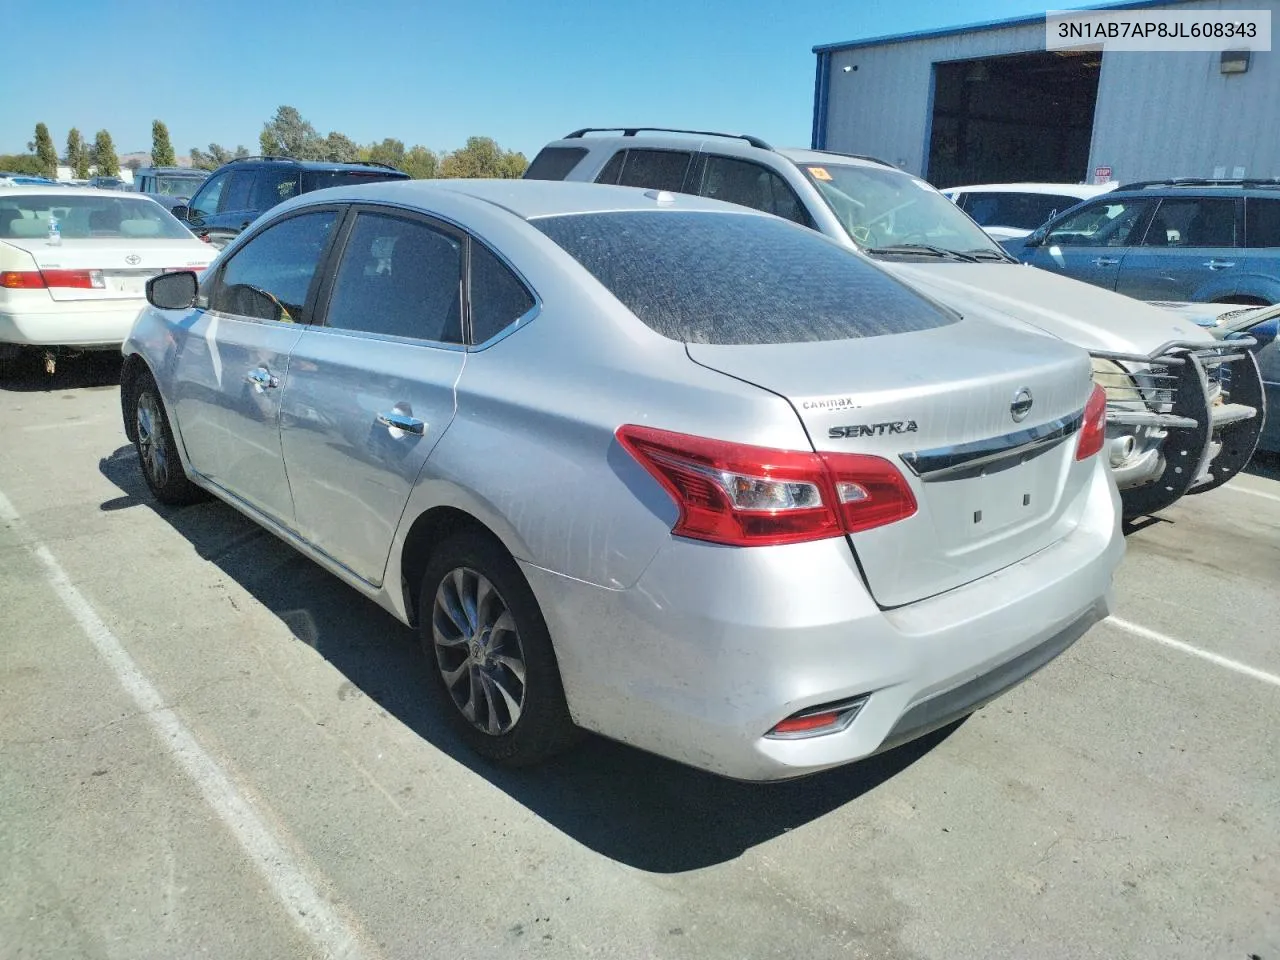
[900,408,1084,482]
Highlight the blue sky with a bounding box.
[2,0,1101,161]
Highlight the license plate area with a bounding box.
[924,445,1067,547]
[106,271,160,295]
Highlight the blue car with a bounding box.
[1007,179,1280,307]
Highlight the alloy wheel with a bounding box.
[136,392,170,489]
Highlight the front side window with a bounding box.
[324,212,462,343]
[533,210,956,345]
[252,168,301,211]
[220,171,256,213]
[616,150,692,192]
[469,242,534,344]
[1045,198,1154,247]
[209,211,338,323]
[1141,197,1239,247]
[1246,198,1280,248]
[699,156,810,226]
[797,161,1001,256]
[188,172,228,218]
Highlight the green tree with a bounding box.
[323,131,359,163]
[32,123,58,178]
[401,145,438,179]
[0,154,48,177]
[438,137,527,179]
[92,130,120,176]
[189,143,250,170]
[260,105,322,159]
[363,137,406,168]
[65,128,90,178]
[151,120,176,167]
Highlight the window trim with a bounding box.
[203,205,347,328]
[464,235,541,351]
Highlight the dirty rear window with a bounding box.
[532,210,956,344]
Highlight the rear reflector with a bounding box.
[1075,384,1107,461]
[767,695,869,739]
[616,425,917,547]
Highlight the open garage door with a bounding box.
[927,51,1101,188]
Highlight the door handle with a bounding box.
[1092,257,1120,267]
[1205,260,1236,270]
[245,367,279,390]
[377,411,425,435]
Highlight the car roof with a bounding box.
[294,177,770,220]
[540,134,897,171]
[944,182,1113,196]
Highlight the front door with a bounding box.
[280,209,466,585]
[171,208,341,524]
[1023,196,1155,291]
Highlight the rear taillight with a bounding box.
[616,425,917,547]
[1075,384,1107,461]
[0,269,105,289]
[42,269,106,289]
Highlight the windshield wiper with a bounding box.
[865,243,979,262]
[958,247,1018,263]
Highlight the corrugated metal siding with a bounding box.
[820,0,1278,182]
[1089,0,1279,181]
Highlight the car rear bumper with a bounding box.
[0,303,144,348]
[522,458,1123,781]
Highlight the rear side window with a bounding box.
[210,211,338,323]
[609,150,692,192]
[469,242,534,344]
[524,147,589,181]
[533,211,955,344]
[595,152,625,185]
[1141,197,1239,247]
[252,168,301,211]
[324,212,463,343]
[1246,198,1280,247]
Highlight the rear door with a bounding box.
[171,208,341,524]
[1022,196,1155,290]
[1115,196,1243,300]
[279,207,469,585]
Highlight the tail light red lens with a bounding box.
[0,269,105,289]
[616,425,917,547]
[1075,384,1108,461]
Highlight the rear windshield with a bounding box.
[523,147,589,181]
[533,210,956,344]
[302,169,409,191]
[0,194,194,240]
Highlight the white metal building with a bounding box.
[811,0,1277,187]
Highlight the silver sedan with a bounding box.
[121,179,1123,780]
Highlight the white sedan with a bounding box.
[0,187,216,372]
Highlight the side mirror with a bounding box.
[170,204,190,220]
[147,271,199,310]
[1230,316,1279,348]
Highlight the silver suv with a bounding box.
[527,128,1267,519]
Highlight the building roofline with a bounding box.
[812,0,1196,54]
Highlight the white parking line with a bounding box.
[1107,616,1280,689]
[0,488,369,960]
[1222,483,1280,504]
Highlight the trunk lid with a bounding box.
[687,319,1098,607]
[1,238,214,302]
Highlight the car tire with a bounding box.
[419,531,577,767]
[131,371,205,506]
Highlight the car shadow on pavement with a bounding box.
[0,351,123,392]
[1244,450,1279,482]
[98,444,958,874]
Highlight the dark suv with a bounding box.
[1008,179,1280,306]
[172,156,410,247]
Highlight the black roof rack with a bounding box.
[804,148,896,169]
[564,127,775,151]
[1116,177,1280,191]
[226,155,301,164]
[224,155,400,171]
